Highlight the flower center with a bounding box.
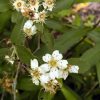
[29,11,34,17]
[47,1,53,5]
[17,2,22,7]
[40,13,45,19]
[32,69,41,78]
[49,59,57,67]
[24,28,32,34]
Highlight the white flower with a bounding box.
[43,0,55,11]
[5,55,14,65]
[13,0,25,11]
[42,50,68,79]
[42,50,68,69]
[29,0,40,12]
[68,65,79,73]
[23,20,37,37]
[30,59,43,85]
[38,10,47,23]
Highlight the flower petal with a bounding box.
[52,50,63,60]
[69,65,79,73]
[42,54,51,62]
[58,60,68,69]
[40,64,50,73]
[31,25,37,35]
[24,20,33,29]
[40,74,50,84]
[49,68,59,79]
[58,70,68,80]
[31,59,38,69]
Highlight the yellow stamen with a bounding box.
[17,2,22,7]
[31,69,41,78]
[49,59,57,67]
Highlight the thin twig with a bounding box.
[13,62,20,100]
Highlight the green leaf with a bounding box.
[0,0,11,12]
[0,63,14,74]
[41,29,54,49]
[0,48,9,58]
[0,11,11,32]
[68,58,90,73]
[53,0,74,13]
[61,84,81,100]
[38,89,54,100]
[57,9,73,18]
[11,18,25,45]
[81,44,100,68]
[16,45,36,65]
[88,28,100,44]
[17,77,39,91]
[54,27,91,53]
[45,19,66,32]
[11,11,23,23]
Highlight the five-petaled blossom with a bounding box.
[42,50,68,79]
[13,0,25,11]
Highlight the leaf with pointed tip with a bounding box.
[54,28,91,53]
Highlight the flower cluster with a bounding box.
[30,50,79,93]
[12,0,56,37]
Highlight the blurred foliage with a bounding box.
[0,0,100,100]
